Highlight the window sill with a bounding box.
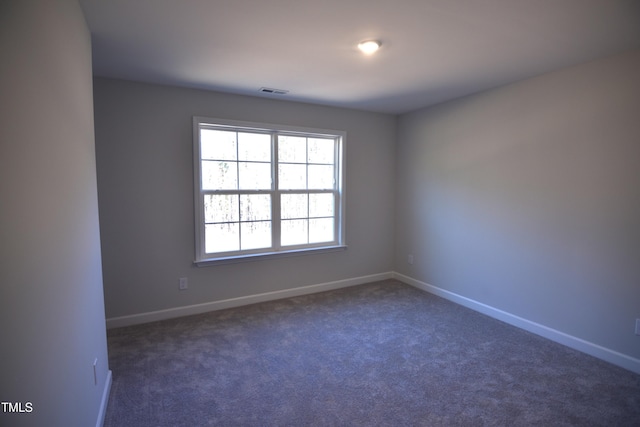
[195,245,348,267]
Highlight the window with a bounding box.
[193,117,345,265]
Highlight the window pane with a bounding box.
[308,138,334,164]
[281,219,308,246]
[205,223,239,253]
[278,164,306,190]
[239,162,271,190]
[204,194,239,223]
[309,218,334,244]
[196,118,344,261]
[201,129,237,160]
[308,165,334,189]
[241,221,271,250]
[281,194,308,219]
[202,160,238,190]
[278,135,306,163]
[238,132,271,162]
[240,194,271,221]
[309,193,334,218]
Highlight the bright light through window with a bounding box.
[193,117,345,264]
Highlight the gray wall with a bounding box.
[0,1,110,426]
[93,78,396,319]
[395,49,640,361]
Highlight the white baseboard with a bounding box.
[106,272,393,329]
[105,271,640,374]
[96,369,112,427]
[393,272,640,375]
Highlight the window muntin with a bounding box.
[194,117,345,264]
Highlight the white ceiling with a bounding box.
[80,0,640,114]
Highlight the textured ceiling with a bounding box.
[80,0,640,114]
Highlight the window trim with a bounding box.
[193,117,346,266]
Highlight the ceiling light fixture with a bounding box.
[358,40,381,55]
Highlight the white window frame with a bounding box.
[193,117,346,266]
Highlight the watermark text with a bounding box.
[1,402,33,413]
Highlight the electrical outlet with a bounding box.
[179,277,188,290]
[408,254,414,265]
[635,319,640,336]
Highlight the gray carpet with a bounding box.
[104,280,640,426]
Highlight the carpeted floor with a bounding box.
[104,280,640,426]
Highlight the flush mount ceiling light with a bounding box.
[358,40,381,55]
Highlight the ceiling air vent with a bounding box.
[260,87,289,95]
